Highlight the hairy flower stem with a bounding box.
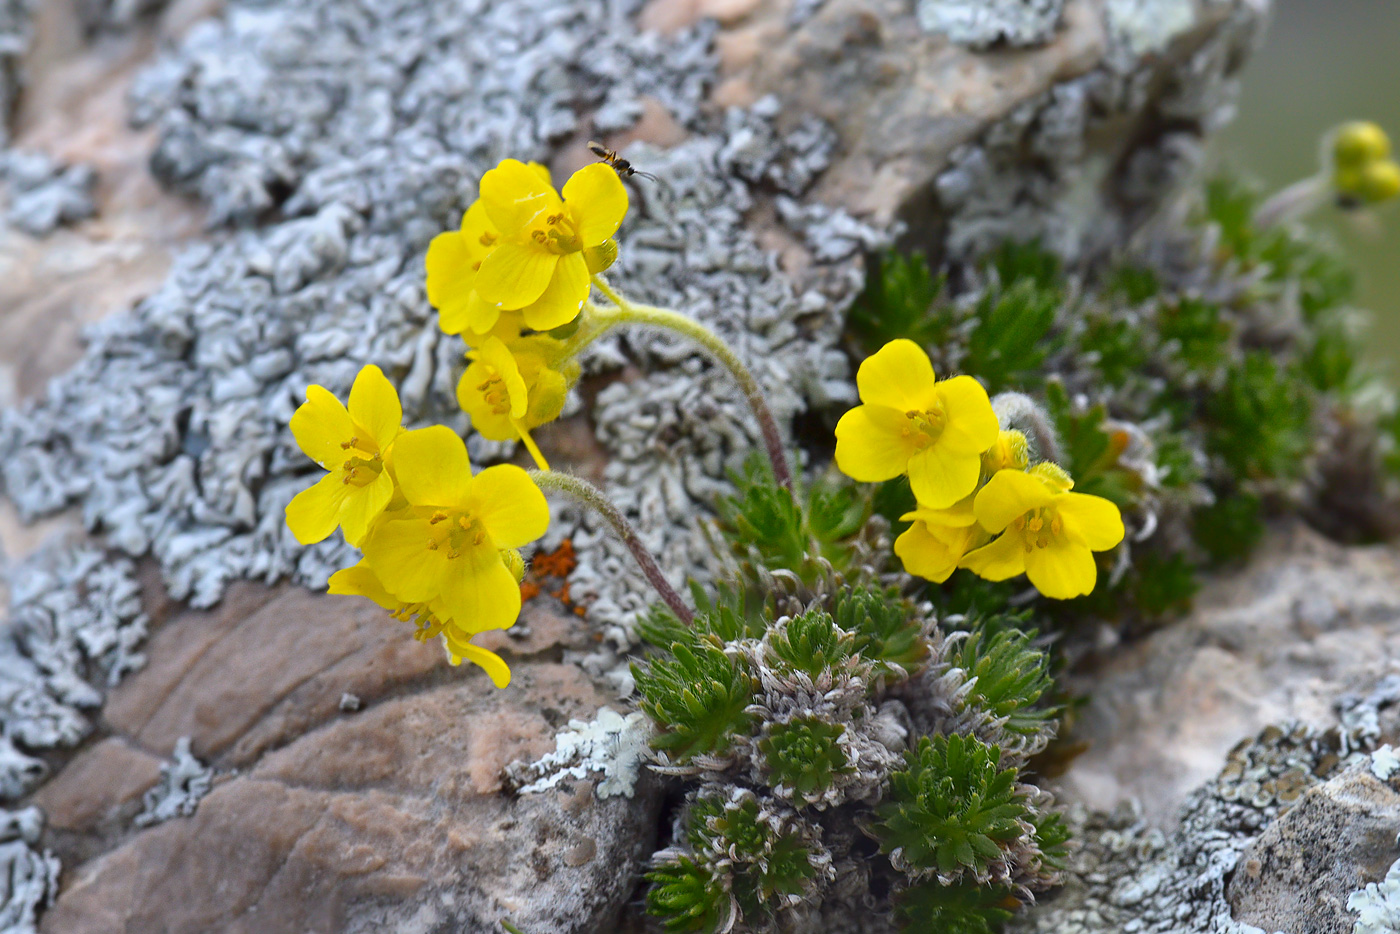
[585,276,794,490]
[530,468,694,623]
[1254,174,1329,230]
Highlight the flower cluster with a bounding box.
[1331,121,1400,207]
[285,158,642,684]
[286,371,549,687]
[835,339,1124,599]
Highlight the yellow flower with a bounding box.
[358,425,549,633]
[835,339,999,508]
[328,564,513,688]
[285,365,403,547]
[893,494,989,583]
[960,468,1124,600]
[472,159,628,331]
[457,335,571,442]
[426,199,505,336]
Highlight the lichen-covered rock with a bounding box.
[1056,523,1400,824]
[914,0,1064,48]
[1228,765,1400,934]
[1010,713,1396,934]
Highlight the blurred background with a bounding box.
[1218,0,1400,366]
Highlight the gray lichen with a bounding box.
[0,544,146,801]
[915,0,1064,49]
[1,150,97,236]
[132,735,214,827]
[1349,857,1400,934]
[0,806,59,934]
[506,707,653,799]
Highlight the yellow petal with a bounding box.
[362,516,452,603]
[900,493,978,528]
[457,362,516,442]
[442,633,513,688]
[908,443,980,509]
[477,337,529,419]
[973,469,1055,533]
[479,158,562,234]
[934,375,999,454]
[392,425,472,508]
[520,250,590,331]
[290,384,354,468]
[347,364,403,451]
[1056,492,1125,551]
[959,532,1027,582]
[894,521,963,583]
[856,339,940,411]
[584,238,618,274]
[285,473,349,545]
[1025,540,1097,599]
[475,241,559,309]
[834,405,919,483]
[562,163,629,246]
[471,464,549,549]
[439,544,523,633]
[459,199,499,256]
[328,563,397,611]
[456,290,502,336]
[425,231,479,334]
[339,470,395,547]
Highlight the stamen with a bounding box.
[340,437,359,450]
[429,511,449,524]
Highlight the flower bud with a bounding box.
[584,238,618,274]
[1333,121,1391,169]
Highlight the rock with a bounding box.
[1056,522,1400,825]
[1228,765,1400,934]
[30,579,662,933]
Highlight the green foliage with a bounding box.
[963,278,1062,395]
[1043,382,1136,507]
[1031,811,1072,872]
[948,628,1056,737]
[833,586,929,676]
[715,453,868,581]
[892,881,1017,934]
[1156,298,1230,372]
[688,794,818,921]
[1128,551,1200,618]
[633,640,756,761]
[759,716,850,797]
[1192,491,1264,565]
[1206,352,1312,481]
[874,734,1029,877]
[847,250,946,352]
[639,582,768,652]
[766,609,854,679]
[645,857,732,933]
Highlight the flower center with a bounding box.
[529,210,581,255]
[1012,507,1064,552]
[902,402,948,449]
[425,510,488,560]
[338,436,383,487]
[475,370,513,415]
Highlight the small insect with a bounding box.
[587,141,658,181]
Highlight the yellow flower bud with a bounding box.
[1333,121,1391,169]
[1028,461,1073,492]
[1358,159,1400,205]
[501,548,527,583]
[584,238,619,274]
[981,430,1029,476]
